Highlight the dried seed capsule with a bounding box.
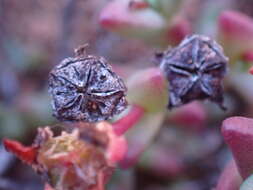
[49,46,127,122]
[159,34,228,109]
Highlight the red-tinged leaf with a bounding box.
[126,67,168,113]
[107,134,128,164]
[218,10,253,62]
[222,117,253,179]
[113,104,145,136]
[119,111,165,168]
[129,1,149,10]
[216,159,242,190]
[167,16,192,46]
[139,144,185,177]
[95,122,128,164]
[99,0,166,45]
[3,139,37,165]
[168,101,207,132]
[242,51,253,62]
[99,0,165,30]
[249,66,253,75]
[219,11,253,40]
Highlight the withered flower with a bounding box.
[49,45,127,122]
[4,122,127,190]
[159,34,228,109]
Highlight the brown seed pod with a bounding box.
[49,45,127,122]
[159,34,228,109]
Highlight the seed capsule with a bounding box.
[159,34,228,109]
[49,46,127,122]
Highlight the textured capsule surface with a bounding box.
[159,34,228,109]
[49,48,127,122]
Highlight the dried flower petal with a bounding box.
[159,34,228,109]
[37,127,110,189]
[4,122,127,190]
[49,46,127,122]
[35,122,126,190]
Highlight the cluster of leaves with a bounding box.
[100,0,253,189]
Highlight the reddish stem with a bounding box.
[3,138,37,165]
[113,105,145,136]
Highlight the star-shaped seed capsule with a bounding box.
[159,34,228,109]
[49,45,127,122]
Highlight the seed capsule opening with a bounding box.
[159,34,228,110]
[48,46,128,123]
